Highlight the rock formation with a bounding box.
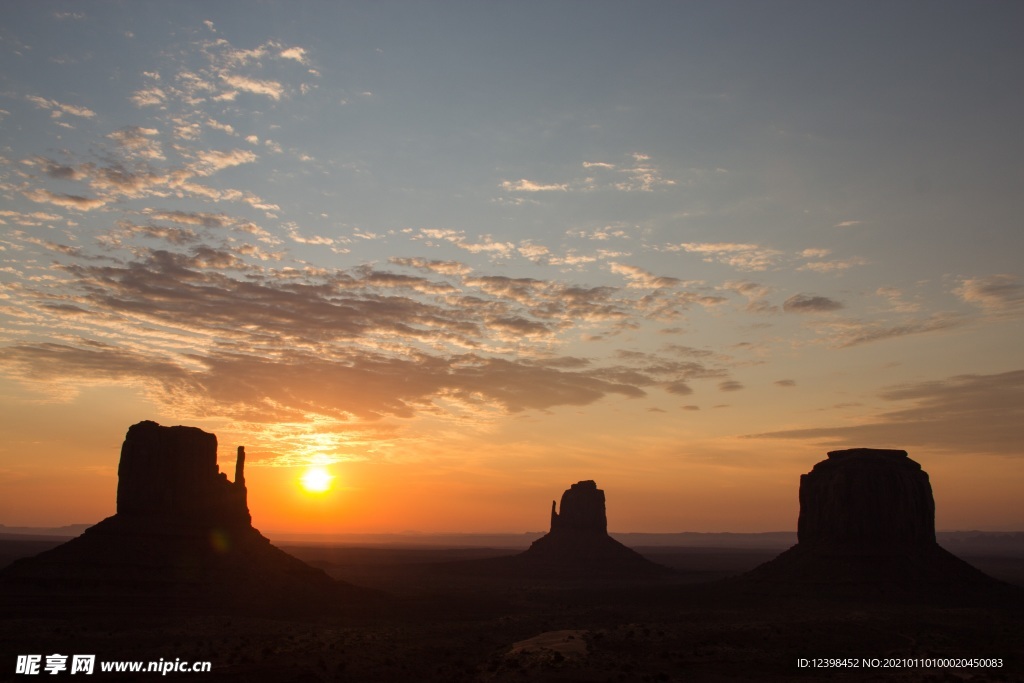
[517,480,668,577]
[550,480,608,535]
[798,448,935,548]
[116,420,250,527]
[1,420,373,614]
[741,448,1006,600]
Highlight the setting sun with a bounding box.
[300,467,334,494]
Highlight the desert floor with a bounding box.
[1,539,1021,682]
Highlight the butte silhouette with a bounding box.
[514,480,669,577]
[0,420,372,614]
[739,448,1008,600]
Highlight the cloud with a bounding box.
[798,256,868,273]
[25,95,96,119]
[0,343,645,424]
[115,221,199,245]
[782,293,844,313]
[718,380,744,392]
[390,257,472,276]
[667,242,783,271]
[499,154,678,196]
[143,210,230,228]
[875,286,920,313]
[817,313,962,348]
[193,148,257,173]
[566,225,632,241]
[1,242,687,425]
[664,381,693,395]
[220,72,284,100]
[22,188,107,211]
[608,263,682,289]
[279,46,309,64]
[107,126,165,160]
[417,228,515,259]
[517,243,550,261]
[0,210,64,227]
[607,351,731,396]
[748,370,1024,456]
[661,345,716,359]
[613,153,678,192]
[955,274,1024,314]
[285,223,335,246]
[0,342,189,402]
[18,133,270,214]
[500,179,569,192]
[720,280,777,314]
[131,86,167,107]
[834,220,863,228]
[774,379,796,387]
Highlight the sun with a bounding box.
[300,466,334,493]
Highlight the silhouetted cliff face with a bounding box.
[0,420,374,614]
[521,481,668,577]
[117,420,250,527]
[741,448,1006,601]
[550,480,607,535]
[798,448,935,547]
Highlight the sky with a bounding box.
[1,1,1022,534]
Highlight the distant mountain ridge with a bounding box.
[0,524,93,537]
[4,526,1021,556]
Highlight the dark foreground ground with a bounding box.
[1,538,1021,682]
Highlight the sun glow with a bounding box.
[300,466,334,493]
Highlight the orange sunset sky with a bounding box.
[1,2,1022,534]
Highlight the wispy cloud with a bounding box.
[500,179,568,192]
[748,370,1024,456]
[499,153,679,196]
[22,188,107,211]
[26,95,96,119]
[798,256,867,273]
[390,257,473,276]
[782,293,844,313]
[608,263,683,289]
[720,280,777,314]
[955,274,1024,315]
[220,74,284,100]
[193,148,258,173]
[666,242,783,272]
[814,313,962,348]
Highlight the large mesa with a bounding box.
[798,448,935,548]
[116,420,250,527]
[0,420,372,614]
[740,448,1006,599]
